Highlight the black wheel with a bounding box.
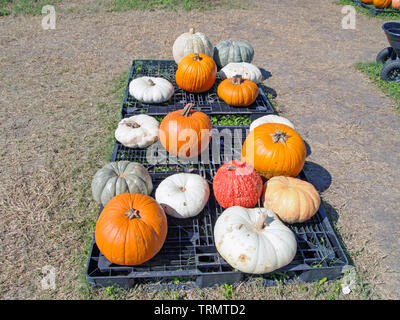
[376,47,394,64]
[380,60,400,82]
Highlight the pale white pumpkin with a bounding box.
[155,173,210,219]
[172,28,214,64]
[129,77,174,104]
[115,115,160,148]
[250,115,295,132]
[219,62,263,83]
[214,207,297,274]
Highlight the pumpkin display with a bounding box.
[172,28,214,64]
[250,115,295,132]
[159,103,212,158]
[213,160,263,209]
[219,62,263,84]
[95,193,168,265]
[91,161,153,207]
[262,176,321,224]
[214,207,297,274]
[213,40,255,68]
[373,0,391,8]
[129,77,174,104]
[155,173,210,218]
[217,75,259,107]
[175,53,217,93]
[241,123,306,179]
[115,114,160,149]
[392,0,400,8]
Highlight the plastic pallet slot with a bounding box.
[86,126,349,289]
[120,59,275,120]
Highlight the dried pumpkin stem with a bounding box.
[226,165,236,171]
[181,103,195,116]
[125,209,140,219]
[270,129,291,144]
[193,53,202,61]
[231,74,243,85]
[148,79,156,86]
[125,121,140,129]
[189,28,195,34]
[254,212,267,232]
[179,186,186,192]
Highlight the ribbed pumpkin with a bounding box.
[217,75,259,107]
[374,0,391,8]
[241,123,306,179]
[159,103,212,158]
[213,160,263,209]
[392,0,400,8]
[175,53,217,93]
[262,176,321,224]
[95,193,168,266]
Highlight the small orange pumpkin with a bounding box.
[373,0,392,8]
[159,103,212,158]
[217,75,259,107]
[241,123,306,179]
[262,176,321,224]
[175,53,217,93]
[95,193,168,266]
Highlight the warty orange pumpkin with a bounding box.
[159,103,212,158]
[175,53,217,93]
[241,123,306,179]
[95,193,168,266]
[217,75,259,107]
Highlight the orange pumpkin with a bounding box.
[262,176,321,224]
[175,53,216,93]
[241,123,306,179]
[217,75,259,107]
[361,0,373,4]
[373,0,391,8]
[392,0,400,8]
[159,103,212,158]
[95,193,167,266]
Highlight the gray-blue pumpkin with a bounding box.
[213,40,254,68]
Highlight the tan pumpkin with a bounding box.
[262,176,321,224]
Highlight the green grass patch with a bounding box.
[356,62,400,114]
[336,0,400,19]
[0,0,62,16]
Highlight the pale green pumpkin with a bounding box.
[213,40,255,68]
[91,161,153,207]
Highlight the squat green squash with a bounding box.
[213,40,255,68]
[91,161,153,207]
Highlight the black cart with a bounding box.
[376,22,400,82]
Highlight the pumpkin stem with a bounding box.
[270,129,291,144]
[124,121,140,129]
[181,103,195,116]
[226,165,236,171]
[125,208,140,220]
[148,79,156,86]
[179,186,186,192]
[231,74,243,85]
[193,53,202,61]
[189,28,195,34]
[254,212,267,232]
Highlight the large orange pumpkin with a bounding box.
[241,123,306,179]
[392,0,400,8]
[373,0,391,8]
[95,193,168,266]
[217,75,259,107]
[159,103,212,158]
[262,176,321,224]
[175,53,217,93]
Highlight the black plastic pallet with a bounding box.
[86,126,349,289]
[353,0,400,16]
[120,60,275,121]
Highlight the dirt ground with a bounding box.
[1,0,399,299]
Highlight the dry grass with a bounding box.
[1,0,400,300]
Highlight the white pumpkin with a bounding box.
[129,77,174,104]
[250,115,295,132]
[155,173,210,219]
[214,207,297,274]
[115,115,160,148]
[219,62,263,83]
[172,28,214,64]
